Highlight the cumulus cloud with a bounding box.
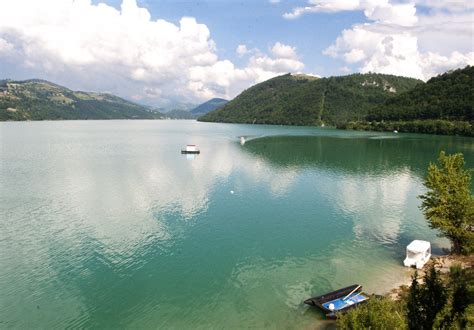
[0,0,303,106]
[236,44,249,56]
[271,42,299,60]
[187,46,304,100]
[287,0,474,80]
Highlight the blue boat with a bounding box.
[304,284,369,319]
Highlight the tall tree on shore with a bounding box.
[407,272,424,330]
[422,266,447,328]
[407,267,448,329]
[419,151,474,254]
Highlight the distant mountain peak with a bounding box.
[191,98,228,115]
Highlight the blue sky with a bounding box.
[0,0,472,107]
[97,0,368,77]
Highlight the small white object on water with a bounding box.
[393,130,398,133]
[240,136,246,145]
[230,190,234,194]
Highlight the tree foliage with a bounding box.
[339,264,473,329]
[434,264,472,329]
[419,151,474,254]
[406,267,447,330]
[423,266,448,328]
[340,119,473,136]
[336,297,407,329]
[406,272,424,329]
[368,66,473,122]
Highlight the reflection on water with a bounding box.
[242,135,474,177]
[0,121,472,328]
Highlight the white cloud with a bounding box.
[288,0,474,80]
[415,0,474,12]
[0,0,303,106]
[187,43,304,99]
[284,0,418,26]
[269,0,281,3]
[236,44,249,56]
[271,42,299,60]
[0,38,14,54]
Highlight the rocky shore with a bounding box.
[386,254,474,300]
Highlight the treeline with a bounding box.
[340,120,473,136]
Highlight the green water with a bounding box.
[1,120,473,328]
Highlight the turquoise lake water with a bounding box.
[1,120,473,328]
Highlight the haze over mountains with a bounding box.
[191,98,228,116]
[164,98,228,119]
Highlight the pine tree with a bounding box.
[450,265,469,319]
[407,272,424,330]
[422,266,447,329]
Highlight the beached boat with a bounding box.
[403,240,431,269]
[181,145,200,154]
[304,284,369,319]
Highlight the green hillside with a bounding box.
[368,66,473,121]
[198,73,422,126]
[0,79,163,121]
[342,66,473,136]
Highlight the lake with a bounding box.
[1,120,473,328]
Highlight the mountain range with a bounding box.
[2,67,472,136]
[0,79,163,121]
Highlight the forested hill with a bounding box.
[0,79,163,121]
[368,66,473,122]
[198,73,422,126]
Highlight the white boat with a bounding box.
[403,240,431,269]
[240,136,246,145]
[181,145,200,154]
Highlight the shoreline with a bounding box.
[384,254,474,300]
